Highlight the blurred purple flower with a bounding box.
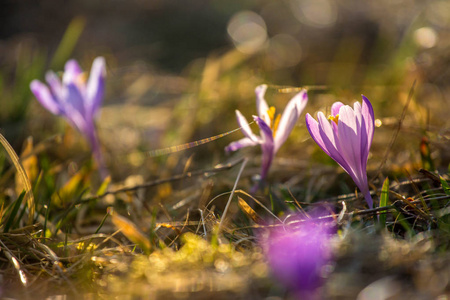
[305,96,375,208]
[264,214,334,299]
[226,84,308,186]
[30,57,107,178]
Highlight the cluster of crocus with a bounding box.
[263,212,335,299]
[225,85,308,189]
[30,57,107,178]
[305,96,375,208]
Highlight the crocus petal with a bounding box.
[236,110,260,143]
[255,84,270,125]
[361,95,375,160]
[306,113,329,156]
[336,105,363,180]
[331,102,344,117]
[254,116,274,180]
[274,90,308,153]
[225,137,258,152]
[45,71,64,100]
[30,80,63,115]
[336,105,372,207]
[316,112,351,172]
[63,59,83,85]
[62,83,90,133]
[330,101,344,131]
[353,101,367,164]
[86,57,106,117]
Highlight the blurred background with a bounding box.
[1,1,450,298]
[0,0,449,199]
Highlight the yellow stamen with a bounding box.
[267,106,281,137]
[76,72,88,85]
[267,106,276,123]
[328,114,339,125]
[272,114,281,138]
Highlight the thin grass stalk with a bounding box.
[0,133,35,224]
[218,158,248,232]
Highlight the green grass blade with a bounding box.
[440,176,450,196]
[50,17,86,69]
[94,212,110,234]
[3,191,26,233]
[379,177,389,228]
[0,133,35,224]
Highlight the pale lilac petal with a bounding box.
[62,83,90,133]
[353,101,367,163]
[30,80,63,115]
[65,83,86,115]
[305,113,329,156]
[45,71,64,100]
[330,101,344,132]
[236,110,260,143]
[225,137,258,152]
[317,112,351,172]
[63,59,83,85]
[86,57,106,117]
[336,105,361,174]
[254,116,274,180]
[274,90,308,153]
[255,84,270,125]
[331,102,344,117]
[361,95,375,159]
[336,105,368,196]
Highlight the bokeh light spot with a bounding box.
[227,11,268,54]
[414,27,438,49]
[289,0,337,28]
[267,34,302,68]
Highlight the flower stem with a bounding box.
[88,127,108,179]
[364,190,373,209]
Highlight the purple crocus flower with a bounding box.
[264,214,334,299]
[30,57,107,178]
[226,85,308,187]
[305,95,375,208]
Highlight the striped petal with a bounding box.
[331,102,344,117]
[63,59,83,85]
[274,90,308,153]
[86,57,106,117]
[255,84,270,125]
[30,80,63,115]
[361,95,375,160]
[336,105,364,185]
[316,112,351,172]
[236,110,260,143]
[45,71,64,101]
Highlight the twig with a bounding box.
[79,157,245,204]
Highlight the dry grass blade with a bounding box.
[0,239,28,287]
[236,190,282,222]
[111,212,152,253]
[0,133,35,225]
[237,197,263,223]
